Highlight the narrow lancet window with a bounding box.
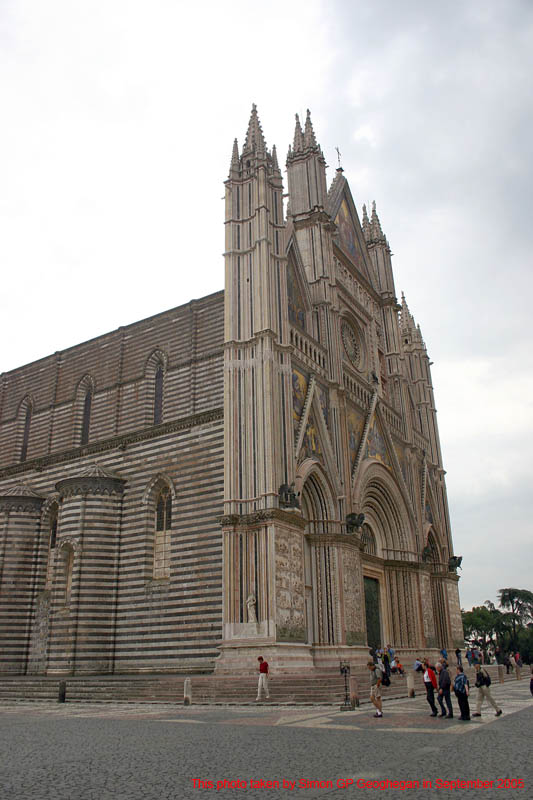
[21,404,32,461]
[154,365,163,425]
[154,487,172,579]
[81,389,92,444]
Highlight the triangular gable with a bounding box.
[295,389,341,493]
[373,406,418,531]
[326,173,377,289]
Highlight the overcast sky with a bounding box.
[1,0,532,611]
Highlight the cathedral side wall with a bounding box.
[0,419,224,674]
[0,291,225,673]
[0,291,224,471]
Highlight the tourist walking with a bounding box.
[256,656,270,701]
[453,666,470,721]
[422,659,438,716]
[466,648,473,667]
[367,660,383,718]
[455,647,462,667]
[472,663,502,717]
[436,662,453,718]
[514,653,522,680]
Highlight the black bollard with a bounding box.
[58,681,67,703]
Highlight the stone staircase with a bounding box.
[0,664,516,706]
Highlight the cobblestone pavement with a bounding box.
[0,679,531,799]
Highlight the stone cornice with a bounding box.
[306,532,362,549]
[0,409,224,480]
[56,472,125,499]
[220,508,308,530]
[0,494,45,513]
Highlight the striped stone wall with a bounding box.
[0,291,224,470]
[0,291,225,674]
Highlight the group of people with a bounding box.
[369,644,405,677]
[419,658,502,721]
[369,647,506,721]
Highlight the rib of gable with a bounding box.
[294,378,342,495]
[372,404,418,533]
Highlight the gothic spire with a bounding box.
[271,143,279,171]
[243,103,266,156]
[400,292,417,332]
[229,138,240,177]
[293,113,304,152]
[370,200,386,243]
[362,203,371,243]
[304,109,317,148]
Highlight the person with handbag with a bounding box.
[472,663,502,717]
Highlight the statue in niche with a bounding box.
[246,594,257,623]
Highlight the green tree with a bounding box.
[498,588,533,648]
[462,606,498,650]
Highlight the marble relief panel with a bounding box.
[419,571,436,644]
[275,529,305,642]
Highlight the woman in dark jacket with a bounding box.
[436,662,453,717]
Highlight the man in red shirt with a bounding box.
[256,656,270,701]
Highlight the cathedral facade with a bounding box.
[0,108,463,676]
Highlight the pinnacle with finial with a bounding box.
[362,203,371,242]
[304,108,317,148]
[229,138,240,174]
[243,103,266,155]
[370,200,386,242]
[271,144,279,170]
[400,292,416,332]
[293,113,304,152]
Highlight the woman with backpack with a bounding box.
[453,665,471,721]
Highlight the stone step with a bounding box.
[0,664,516,705]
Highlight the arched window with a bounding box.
[154,364,164,425]
[20,403,32,461]
[154,486,172,578]
[81,388,92,445]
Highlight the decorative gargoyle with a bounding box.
[346,512,365,533]
[448,555,463,572]
[278,483,300,509]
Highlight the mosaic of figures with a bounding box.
[292,368,309,435]
[335,198,364,270]
[365,418,391,468]
[287,261,306,330]
[346,407,364,469]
